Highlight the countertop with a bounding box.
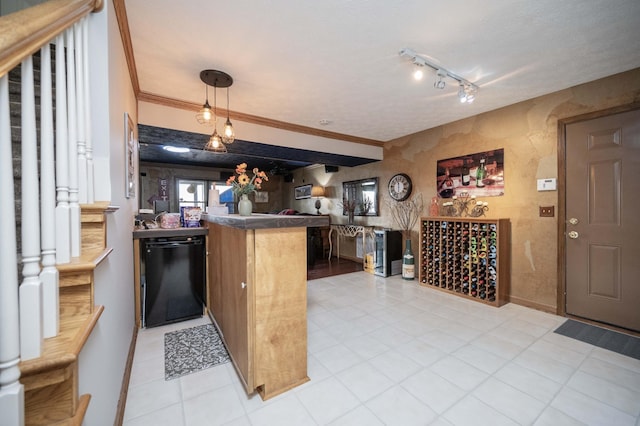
[132,227,208,239]
[203,213,330,230]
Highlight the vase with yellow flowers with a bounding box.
[226,163,269,216]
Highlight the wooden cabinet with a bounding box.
[419,217,510,307]
[207,223,309,400]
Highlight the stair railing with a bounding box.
[0,0,103,423]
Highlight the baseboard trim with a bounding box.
[114,324,139,426]
[508,295,557,315]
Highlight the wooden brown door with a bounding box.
[565,109,640,331]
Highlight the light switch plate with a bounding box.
[537,178,557,191]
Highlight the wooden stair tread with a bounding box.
[20,306,103,383]
[79,201,111,215]
[57,247,113,274]
[51,394,91,426]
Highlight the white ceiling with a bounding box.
[126,0,640,144]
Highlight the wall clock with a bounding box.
[388,173,412,201]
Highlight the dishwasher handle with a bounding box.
[145,238,203,249]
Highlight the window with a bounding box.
[178,179,206,211]
[177,179,235,213]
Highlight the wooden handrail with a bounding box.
[0,0,103,78]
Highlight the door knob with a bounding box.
[241,282,247,289]
[568,231,579,239]
[569,218,579,225]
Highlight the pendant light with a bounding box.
[203,85,227,153]
[198,70,236,149]
[222,87,235,144]
[204,130,227,153]
[195,84,213,125]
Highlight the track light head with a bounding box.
[458,83,477,103]
[413,66,424,81]
[412,57,426,80]
[434,69,446,89]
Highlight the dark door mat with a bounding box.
[554,319,640,360]
[164,324,230,380]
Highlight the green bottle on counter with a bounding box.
[402,239,415,280]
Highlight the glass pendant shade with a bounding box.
[204,129,227,153]
[222,118,235,144]
[221,88,235,144]
[196,85,214,125]
[196,102,213,125]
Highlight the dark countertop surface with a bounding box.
[132,227,208,239]
[203,214,330,230]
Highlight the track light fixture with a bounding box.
[399,48,478,103]
[199,69,235,152]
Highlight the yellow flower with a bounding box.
[238,173,250,185]
[236,163,247,174]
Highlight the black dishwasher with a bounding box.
[141,235,205,328]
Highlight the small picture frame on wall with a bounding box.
[255,191,269,203]
[124,112,137,199]
[294,184,312,200]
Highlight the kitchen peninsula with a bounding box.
[205,213,329,400]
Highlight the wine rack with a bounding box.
[419,217,510,307]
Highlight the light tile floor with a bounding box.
[124,272,640,426]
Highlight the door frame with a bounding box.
[556,101,640,317]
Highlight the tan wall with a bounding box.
[287,68,640,312]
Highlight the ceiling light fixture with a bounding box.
[203,82,228,154]
[222,87,235,144]
[434,69,446,89]
[195,84,213,125]
[199,69,235,153]
[458,83,477,104]
[399,48,478,103]
[412,56,426,81]
[163,145,190,153]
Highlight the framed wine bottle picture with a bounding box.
[436,149,504,199]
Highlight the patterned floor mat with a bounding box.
[164,324,230,380]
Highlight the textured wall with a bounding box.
[289,68,640,312]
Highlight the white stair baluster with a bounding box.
[83,17,94,204]
[0,73,25,426]
[19,55,44,360]
[75,22,88,204]
[39,43,60,338]
[55,34,71,265]
[66,28,81,258]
